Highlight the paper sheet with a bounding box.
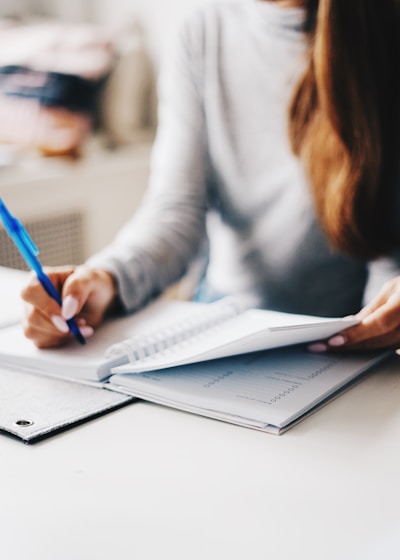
[110,347,387,431]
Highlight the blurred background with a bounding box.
[0,0,215,64]
[0,0,216,272]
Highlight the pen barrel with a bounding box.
[66,318,86,345]
[37,271,86,345]
[37,271,62,306]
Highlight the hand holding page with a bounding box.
[108,297,358,375]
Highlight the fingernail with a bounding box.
[51,315,69,333]
[79,325,94,337]
[62,295,78,320]
[307,342,328,353]
[328,335,346,347]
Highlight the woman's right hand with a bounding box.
[21,265,118,348]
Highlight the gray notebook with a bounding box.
[0,367,135,443]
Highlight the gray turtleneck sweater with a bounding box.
[87,0,400,317]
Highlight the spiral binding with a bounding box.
[104,296,252,364]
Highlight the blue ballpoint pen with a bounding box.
[0,198,86,345]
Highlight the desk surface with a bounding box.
[1,268,400,560]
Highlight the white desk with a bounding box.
[1,268,400,560]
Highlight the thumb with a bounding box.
[61,267,117,325]
[60,267,96,319]
[61,293,80,320]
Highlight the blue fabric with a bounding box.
[0,65,106,112]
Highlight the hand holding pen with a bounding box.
[21,264,119,348]
[0,198,117,347]
[0,198,87,344]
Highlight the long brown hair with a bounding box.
[289,0,400,258]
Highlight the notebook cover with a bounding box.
[0,366,135,443]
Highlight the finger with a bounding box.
[61,267,116,324]
[337,329,400,351]
[355,285,394,321]
[342,296,400,346]
[76,317,95,338]
[24,301,68,336]
[21,274,63,320]
[356,277,400,322]
[61,268,98,320]
[22,303,71,348]
[21,267,76,316]
[311,329,400,354]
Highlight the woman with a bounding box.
[22,0,400,352]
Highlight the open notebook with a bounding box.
[110,347,388,434]
[0,296,359,383]
[0,295,388,434]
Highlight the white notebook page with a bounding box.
[0,267,27,328]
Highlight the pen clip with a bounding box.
[0,197,39,256]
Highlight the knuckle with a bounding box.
[22,321,65,348]
[376,312,388,327]
[382,279,393,290]
[381,309,400,330]
[22,321,37,341]
[63,271,86,295]
[24,304,36,323]
[20,285,30,302]
[35,339,56,349]
[20,279,39,303]
[374,314,393,333]
[384,278,397,290]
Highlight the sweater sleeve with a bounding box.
[362,251,400,305]
[86,11,209,312]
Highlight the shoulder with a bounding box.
[183,1,248,24]
[179,1,251,46]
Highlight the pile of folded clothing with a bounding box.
[0,20,115,157]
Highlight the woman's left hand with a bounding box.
[309,276,400,352]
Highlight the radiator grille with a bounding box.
[0,211,85,270]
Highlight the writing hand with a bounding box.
[21,266,118,348]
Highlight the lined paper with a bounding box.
[110,347,386,431]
